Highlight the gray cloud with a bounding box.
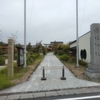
[0,0,100,44]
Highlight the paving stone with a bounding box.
[45,91,58,96]
[96,87,100,92]
[0,96,7,100]
[78,88,92,94]
[57,90,69,95]
[6,94,20,100]
[20,93,33,99]
[89,87,100,92]
[33,92,46,98]
[68,89,81,94]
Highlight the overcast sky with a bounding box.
[0,0,100,45]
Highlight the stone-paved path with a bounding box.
[0,53,100,94]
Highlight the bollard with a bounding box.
[61,66,66,80]
[41,67,46,80]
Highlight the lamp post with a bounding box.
[24,0,26,68]
[76,0,79,67]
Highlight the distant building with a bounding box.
[43,41,63,52]
[50,41,63,46]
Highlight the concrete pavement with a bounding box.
[1,87,100,99]
[0,53,100,99]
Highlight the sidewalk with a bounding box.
[1,86,100,100]
[0,53,100,99]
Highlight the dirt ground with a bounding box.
[11,60,41,85]
[64,62,89,80]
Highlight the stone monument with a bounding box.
[85,23,100,78]
[8,39,14,77]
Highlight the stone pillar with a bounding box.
[8,39,14,77]
[85,23,100,78]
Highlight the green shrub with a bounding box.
[13,62,17,73]
[42,47,46,55]
[0,50,6,55]
[79,60,87,67]
[58,50,65,55]
[0,67,7,74]
[26,53,31,65]
[14,53,18,60]
[26,53,40,65]
[54,51,57,55]
[59,54,69,62]
[0,57,5,65]
[71,56,76,63]
[33,53,40,59]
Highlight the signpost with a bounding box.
[17,47,24,66]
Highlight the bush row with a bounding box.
[79,60,88,67]
[59,54,69,62]
[0,57,5,65]
[58,53,87,67]
[26,53,40,65]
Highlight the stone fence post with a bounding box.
[8,39,14,77]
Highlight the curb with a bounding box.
[0,86,100,99]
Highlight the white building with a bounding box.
[70,31,91,63]
[70,23,100,78]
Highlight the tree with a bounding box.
[54,43,70,55]
[35,41,42,53]
[62,44,70,53]
[26,42,32,52]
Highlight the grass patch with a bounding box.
[0,75,13,90]
[0,57,5,65]
[0,67,13,90]
[0,55,44,90]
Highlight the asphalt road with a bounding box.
[17,92,100,100]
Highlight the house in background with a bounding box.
[44,41,63,52]
[50,41,63,46]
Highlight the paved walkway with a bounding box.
[0,53,100,95]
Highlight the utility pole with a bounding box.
[76,0,79,67]
[24,0,26,68]
[0,29,2,42]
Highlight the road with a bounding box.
[17,92,100,100]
